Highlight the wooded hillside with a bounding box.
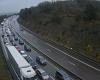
[18,0,100,62]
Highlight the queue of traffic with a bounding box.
[1,20,73,80]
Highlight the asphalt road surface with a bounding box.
[4,15,100,80]
[1,17,78,80]
[1,26,57,80]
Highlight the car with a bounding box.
[1,22,4,26]
[20,28,23,31]
[14,36,18,41]
[11,42,17,46]
[24,56,37,69]
[4,37,8,44]
[6,33,9,37]
[5,42,9,45]
[10,38,13,42]
[20,50,25,54]
[55,70,71,80]
[19,39,24,45]
[2,34,4,38]
[36,56,47,65]
[9,36,14,42]
[12,32,15,36]
[24,45,31,52]
[36,68,49,80]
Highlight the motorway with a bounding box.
[2,15,100,80]
[1,17,77,80]
[1,23,58,80]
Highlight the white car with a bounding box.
[5,42,9,45]
[20,50,25,54]
[36,68,49,80]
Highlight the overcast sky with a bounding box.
[0,0,50,14]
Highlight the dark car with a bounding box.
[55,70,71,80]
[24,45,31,52]
[20,28,23,31]
[2,34,4,38]
[9,36,14,42]
[12,32,15,36]
[10,38,13,42]
[24,56,37,69]
[36,68,49,80]
[14,36,18,41]
[36,56,47,65]
[9,35,14,42]
[4,37,8,44]
[19,39,24,45]
[12,42,17,46]
[6,33,9,37]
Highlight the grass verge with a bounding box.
[0,46,11,80]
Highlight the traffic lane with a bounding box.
[28,49,57,77]
[11,20,100,80]
[11,19,38,41]
[10,33,77,80]
[0,26,3,36]
[11,26,41,52]
[17,42,57,77]
[39,39,100,70]
[10,22,76,77]
[14,34,57,78]
[15,33,75,79]
[21,30,100,80]
[10,25,76,79]
[35,42,100,80]
[12,26,83,80]
[17,23,100,70]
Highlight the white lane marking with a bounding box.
[47,49,52,52]
[68,61,76,66]
[46,43,100,72]
[10,17,100,71]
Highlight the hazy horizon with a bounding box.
[0,0,99,15]
[0,0,50,15]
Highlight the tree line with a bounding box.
[18,0,100,62]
